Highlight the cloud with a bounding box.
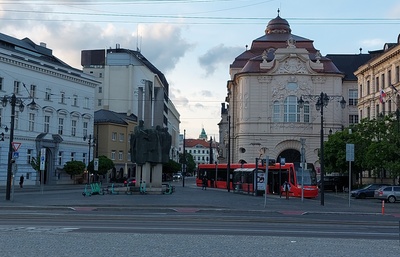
[198,44,243,76]
[360,38,386,49]
[0,4,194,71]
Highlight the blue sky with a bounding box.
[1,0,399,141]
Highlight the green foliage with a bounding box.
[63,160,86,176]
[179,152,196,174]
[87,155,114,175]
[325,115,400,181]
[30,156,41,172]
[163,159,181,174]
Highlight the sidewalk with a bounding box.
[0,178,399,216]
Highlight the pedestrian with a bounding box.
[19,175,24,188]
[202,176,208,190]
[283,181,290,199]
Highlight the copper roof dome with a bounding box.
[265,12,291,34]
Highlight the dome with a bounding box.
[265,14,291,34]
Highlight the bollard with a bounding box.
[381,200,385,215]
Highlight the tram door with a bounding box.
[267,169,289,194]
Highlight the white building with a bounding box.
[81,46,180,172]
[0,33,98,185]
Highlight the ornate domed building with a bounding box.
[219,12,358,171]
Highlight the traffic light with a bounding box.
[0,132,4,141]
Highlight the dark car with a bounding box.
[351,183,390,199]
[123,177,136,187]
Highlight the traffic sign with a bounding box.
[346,144,354,162]
[13,152,19,158]
[12,142,21,152]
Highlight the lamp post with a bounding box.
[2,93,36,201]
[84,134,95,184]
[227,115,231,192]
[298,92,346,206]
[182,129,186,187]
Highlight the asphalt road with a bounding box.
[0,178,399,256]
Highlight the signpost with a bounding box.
[346,143,354,207]
[40,148,46,194]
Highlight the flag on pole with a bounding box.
[379,89,386,103]
[390,84,399,94]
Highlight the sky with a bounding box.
[1,0,400,141]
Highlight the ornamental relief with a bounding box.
[276,57,307,74]
[311,76,326,84]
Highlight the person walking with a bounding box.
[283,181,290,199]
[19,175,24,188]
[202,176,208,190]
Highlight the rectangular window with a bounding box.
[28,113,35,131]
[349,89,358,106]
[44,116,50,133]
[30,84,36,98]
[83,153,87,166]
[349,115,359,124]
[0,108,2,127]
[83,121,88,137]
[382,74,385,88]
[58,151,63,165]
[98,87,102,93]
[58,118,64,135]
[112,132,117,141]
[84,97,89,108]
[73,95,78,106]
[118,151,123,160]
[359,84,363,98]
[111,151,116,160]
[60,92,65,104]
[367,80,370,95]
[71,120,77,136]
[388,70,392,86]
[71,152,75,161]
[0,77,3,90]
[45,88,51,101]
[27,149,33,164]
[376,76,379,92]
[98,99,102,106]
[396,66,400,83]
[14,81,20,94]
[119,133,124,142]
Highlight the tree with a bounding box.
[87,155,114,176]
[179,152,196,175]
[63,160,86,176]
[163,159,181,175]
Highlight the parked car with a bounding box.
[374,185,400,203]
[351,183,390,199]
[123,177,136,187]
[173,173,182,181]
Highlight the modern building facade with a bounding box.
[0,33,98,185]
[81,46,180,182]
[219,14,355,171]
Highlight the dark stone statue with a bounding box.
[130,121,172,165]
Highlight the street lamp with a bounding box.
[83,134,96,184]
[298,92,346,206]
[2,93,36,201]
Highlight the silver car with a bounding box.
[374,186,400,203]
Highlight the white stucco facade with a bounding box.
[0,33,98,185]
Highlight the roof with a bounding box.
[185,139,210,148]
[230,15,342,75]
[0,32,76,70]
[94,109,137,125]
[325,54,372,81]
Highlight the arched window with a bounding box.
[273,101,280,122]
[284,96,299,122]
